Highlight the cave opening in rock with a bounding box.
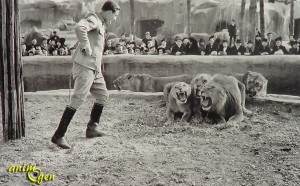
[21,20,42,30]
[135,19,164,38]
[215,20,230,32]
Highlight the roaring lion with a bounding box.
[113,73,193,92]
[199,75,252,129]
[163,82,192,125]
[242,71,268,98]
[190,74,214,123]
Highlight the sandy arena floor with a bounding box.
[1,95,300,186]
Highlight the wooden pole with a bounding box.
[260,0,265,38]
[289,0,294,36]
[187,0,191,37]
[0,0,25,141]
[240,0,246,43]
[130,0,135,35]
[249,0,257,42]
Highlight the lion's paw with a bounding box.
[243,108,253,116]
[215,122,237,130]
[180,121,190,126]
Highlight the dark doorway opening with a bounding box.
[136,19,164,38]
[215,20,229,32]
[295,19,300,39]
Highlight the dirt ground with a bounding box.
[1,95,300,186]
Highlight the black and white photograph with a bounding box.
[1,0,300,185]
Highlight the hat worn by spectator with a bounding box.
[291,41,298,46]
[262,38,268,42]
[157,47,165,52]
[236,39,241,43]
[58,37,65,44]
[145,31,150,35]
[247,40,253,44]
[175,36,182,41]
[275,37,282,42]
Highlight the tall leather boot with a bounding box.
[51,106,76,149]
[86,103,105,138]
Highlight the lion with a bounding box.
[242,71,268,98]
[190,74,214,123]
[199,75,252,129]
[113,73,193,92]
[163,82,192,125]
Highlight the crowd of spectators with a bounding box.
[104,30,300,56]
[21,30,74,56]
[22,21,300,57]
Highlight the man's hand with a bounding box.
[175,51,181,55]
[80,43,92,56]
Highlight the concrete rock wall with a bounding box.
[23,55,300,96]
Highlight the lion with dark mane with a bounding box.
[163,82,192,125]
[200,75,252,129]
[113,73,193,92]
[190,73,214,122]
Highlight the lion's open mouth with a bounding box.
[201,96,212,111]
[246,90,256,97]
[177,92,188,103]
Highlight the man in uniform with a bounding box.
[51,1,121,149]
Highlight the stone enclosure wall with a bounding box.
[23,55,300,96]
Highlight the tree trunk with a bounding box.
[240,0,246,43]
[289,0,294,36]
[0,0,25,142]
[129,0,135,34]
[186,0,191,36]
[260,0,265,38]
[249,0,257,42]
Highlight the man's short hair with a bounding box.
[102,1,120,13]
[145,31,150,35]
[262,38,268,42]
[222,40,228,43]
[267,32,272,36]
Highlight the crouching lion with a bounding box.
[242,71,268,98]
[163,82,192,125]
[113,73,193,92]
[199,75,252,129]
[190,73,214,123]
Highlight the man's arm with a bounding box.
[74,14,99,55]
